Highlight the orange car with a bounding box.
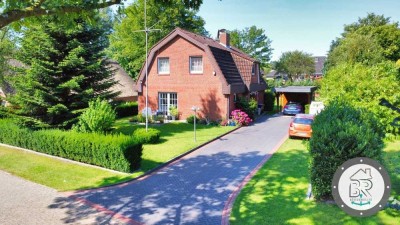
[289,114,314,138]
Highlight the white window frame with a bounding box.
[158,57,170,75]
[158,92,177,115]
[190,56,203,74]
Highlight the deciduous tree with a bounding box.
[0,0,204,29]
[230,26,273,69]
[275,50,315,82]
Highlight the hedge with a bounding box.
[133,128,161,144]
[263,91,275,111]
[115,102,138,118]
[308,99,384,200]
[0,119,142,172]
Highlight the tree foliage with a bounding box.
[327,33,385,67]
[7,15,118,129]
[230,25,273,69]
[320,62,400,135]
[0,0,204,29]
[327,13,400,69]
[275,50,315,82]
[0,28,15,88]
[108,0,208,80]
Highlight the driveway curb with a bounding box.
[220,134,288,225]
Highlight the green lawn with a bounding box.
[0,117,235,191]
[0,145,135,191]
[230,139,400,225]
[113,117,236,172]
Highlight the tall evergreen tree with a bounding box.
[8,15,117,128]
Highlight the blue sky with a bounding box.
[197,0,400,61]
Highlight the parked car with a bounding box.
[283,102,303,115]
[289,114,314,138]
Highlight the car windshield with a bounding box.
[293,118,313,125]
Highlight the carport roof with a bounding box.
[274,86,317,93]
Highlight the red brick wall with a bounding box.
[138,36,228,120]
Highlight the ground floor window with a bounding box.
[158,92,177,115]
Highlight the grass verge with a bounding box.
[230,139,400,225]
[113,117,236,172]
[0,145,135,191]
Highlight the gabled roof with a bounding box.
[136,27,266,94]
[108,61,137,98]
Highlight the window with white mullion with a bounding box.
[190,56,203,74]
[158,92,177,115]
[158,57,170,74]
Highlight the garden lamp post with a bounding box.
[191,106,200,142]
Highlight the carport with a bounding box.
[274,86,317,111]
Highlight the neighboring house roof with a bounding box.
[274,86,317,93]
[136,27,266,94]
[108,61,137,99]
[314,56,326,75]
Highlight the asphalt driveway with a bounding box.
[66,114,292,225]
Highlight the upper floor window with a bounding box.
[190,56,203,74]
[158,57,170,74]
[252,64,256,76]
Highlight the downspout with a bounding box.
[227,95,230,119]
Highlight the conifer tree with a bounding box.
[9,15,117,128]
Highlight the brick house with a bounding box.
[136,28,267,120]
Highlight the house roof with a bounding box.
[314,56,326,75]
[108,61,137,98]
[136,27,266,94]
[274,86,317,93]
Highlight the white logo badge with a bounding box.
[332,157,391,217]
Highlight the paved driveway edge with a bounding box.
[220,134,288,225]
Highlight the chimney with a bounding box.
[218,29,230,47]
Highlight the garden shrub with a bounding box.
[0,119,142,172]
[115,102,138,118]
[231,109,252,126]
[73,98,116,133]
[235,97,257,119]
[309,99,384,200]
[263,91,275,111]
[133,128,161,144]
[186,115,200,124]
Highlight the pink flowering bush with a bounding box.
[231,109,252,126]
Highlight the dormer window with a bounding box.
[252,64,256,76]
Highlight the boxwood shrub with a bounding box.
[308,99,384,200]
[0,119,142,172]
[133,128,161,144]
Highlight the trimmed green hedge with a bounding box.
[263,91,275,111]
[133,128,161,144]
[308,99,384,200]
[115,102,138,118]
[0,119,142,172]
